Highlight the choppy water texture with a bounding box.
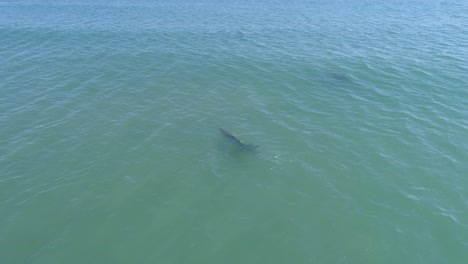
[1,0,467,263]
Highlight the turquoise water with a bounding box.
[1,0,467,263]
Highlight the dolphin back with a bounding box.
[220,128,258,152]
[220,128,239,141]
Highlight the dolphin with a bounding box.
[220,128,258,151]
[328,73,350,82]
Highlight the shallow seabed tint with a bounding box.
[1,0,467,263]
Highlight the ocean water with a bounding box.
[1,0,467,263]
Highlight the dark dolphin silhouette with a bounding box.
[328,73,350,82]
[220,128,258,151]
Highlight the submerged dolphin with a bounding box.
[220,128,258,151]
